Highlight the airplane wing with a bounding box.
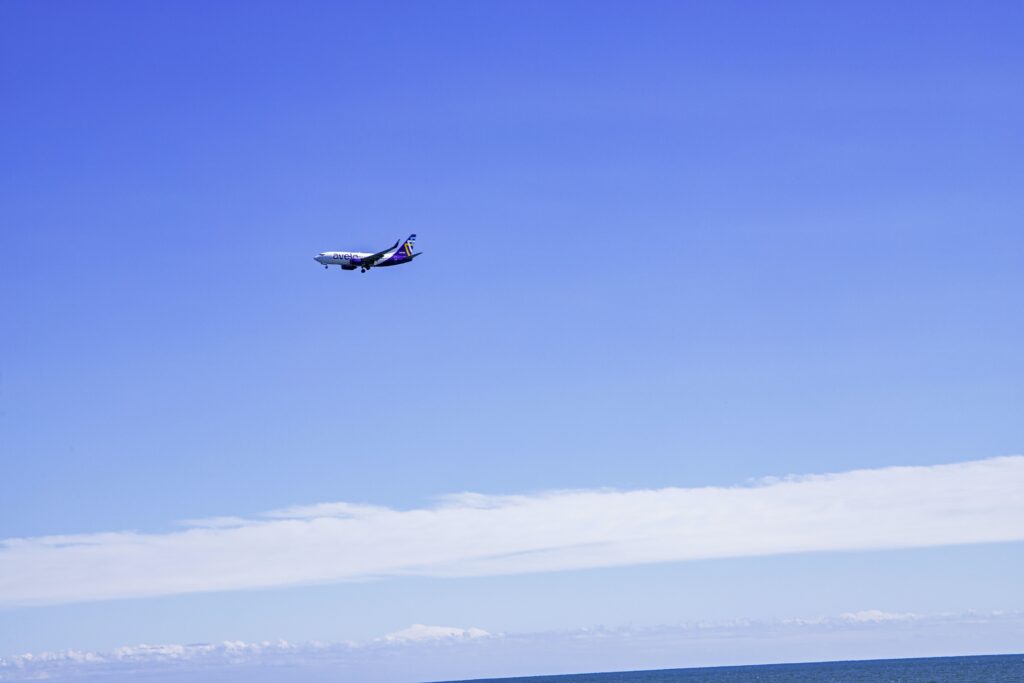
[358,239,400,269]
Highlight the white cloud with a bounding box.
[2,612,1022,683]
[1,456,1022,607]
[839,609,920,623]
[382,624,491,642]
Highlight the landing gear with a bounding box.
[324,265,328,269]
[361,268,367,273]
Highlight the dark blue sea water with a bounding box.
[445,655,1024,683]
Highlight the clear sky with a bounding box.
[1,0,1023,678]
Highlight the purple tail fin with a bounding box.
[399,234,417,258]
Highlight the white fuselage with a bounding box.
[314,251,376,267]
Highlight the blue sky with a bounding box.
[1,0,1023,677]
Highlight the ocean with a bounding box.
[444,655,1024,683]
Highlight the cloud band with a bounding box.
[2,456,1022,607]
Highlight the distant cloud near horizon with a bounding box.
[2,610,1022,683]
[1,456,1022,607]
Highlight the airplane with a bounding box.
[314,234,421,272]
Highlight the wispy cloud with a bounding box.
[1,456,1022,607]
[2,612,1022,683]
[382,624,491,643]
